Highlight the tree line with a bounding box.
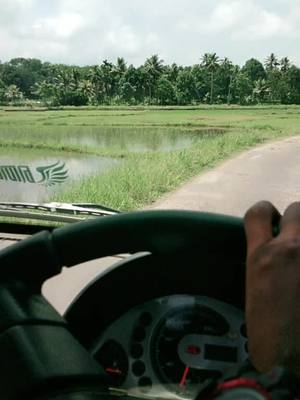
[0,53,300,106]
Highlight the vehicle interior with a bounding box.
[0,209,248,400]
[3,1,298,399]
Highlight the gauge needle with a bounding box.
[179,366,190,387]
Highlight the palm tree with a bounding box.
[88,66,105,103]
[32,81,57,106]
[54,70,76,92]
[0,79,6,102]
[144,55,164,76]
[5,84,23,103]
[265,53,279,71]
[219,58,236,104]
[115,57,127,76]
[113,58,127,96]
[226,65,239,105]
[78,80,96,104]
[52,69,77,104]
[99,60,116,102]
[144,55,164,100]
[280,57,291,73]
[167,63,180,83]
[201,53,220,104]
[253,79,270,103]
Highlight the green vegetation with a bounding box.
[0,106,299,210]
[0,53,300,107]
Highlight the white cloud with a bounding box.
[179,0,295,39]
[32,13,85,39]
[209,1,246,31]
[0,0,299,66]
[231,6,294,40]
[105,25,141,54]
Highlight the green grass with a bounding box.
[0,105,300,210]
[52,128,292,210]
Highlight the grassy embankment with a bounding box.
[0,106,299,210]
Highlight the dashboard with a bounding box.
[91,294,248,399]
[0,210,249,400]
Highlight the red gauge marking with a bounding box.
[179,366,190,387]
[186,345,201,355]
[105,367,122,375]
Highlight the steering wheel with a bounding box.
[0,210,246,400]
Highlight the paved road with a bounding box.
[43,135,300,313]
[148,135,300,216]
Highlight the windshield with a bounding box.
[1,0,300,223]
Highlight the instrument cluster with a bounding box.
[92,295,248,399]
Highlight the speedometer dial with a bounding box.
[92,295,247,400]
[152,304,244,398]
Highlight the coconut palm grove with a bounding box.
[1,53,300,107]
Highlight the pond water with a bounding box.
[0,126,225,203]
[0,149,118,203]
[0,126,224,153]
[62,127,201,152]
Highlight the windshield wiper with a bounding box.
[0,202,120,224]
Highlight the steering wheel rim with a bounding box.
[0,210,246,287]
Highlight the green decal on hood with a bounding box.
[0,161,69,187]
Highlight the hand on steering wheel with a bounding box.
[245,201,300,379]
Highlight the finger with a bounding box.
[244,201,281,258]
[280,202,300,238]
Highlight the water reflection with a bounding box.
[0,149,118,203]
[0,127,223,153]
[63,128,200,152]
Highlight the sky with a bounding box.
[0,0,299,67]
